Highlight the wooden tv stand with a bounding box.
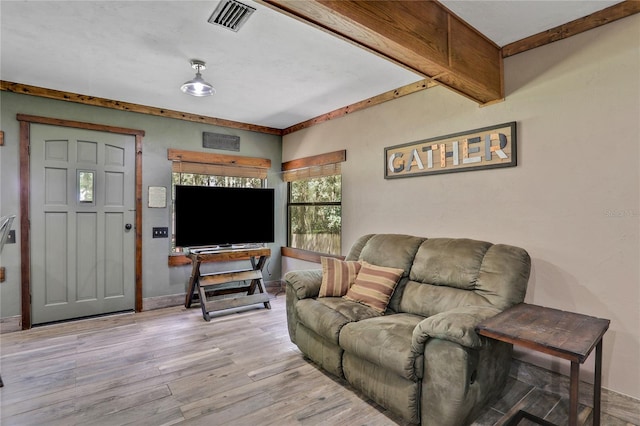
[184,247,271,321]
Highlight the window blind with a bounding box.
[171,161,268,179]
[282,163,341,182]
[281,149,346,182]
[168,148,270,179]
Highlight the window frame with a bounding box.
[286,176,342,255]
[282,150,346,258]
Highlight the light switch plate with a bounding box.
[152,227,168,238]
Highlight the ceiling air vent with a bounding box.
[208,0,256,32]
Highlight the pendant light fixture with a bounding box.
[180,60,215,97]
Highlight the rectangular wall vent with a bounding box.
[208,0,256,32]
[203,132,240,151]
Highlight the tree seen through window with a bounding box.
[288,174,341,255]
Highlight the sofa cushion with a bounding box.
[339,313,425,381]
[343,261,404,313]
[343,352,421,424]
[319,257,361,297]
[404,239,531,314]
[474,243,531,310]
[296,297,380,344]
[356,234,425,276]
[344,234,375,261]
[410,238,492,289]
[295,323,345,378]
[399,280,488,318]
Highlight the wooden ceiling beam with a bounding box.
[260,0,503,105]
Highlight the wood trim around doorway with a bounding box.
[17,114,145,329]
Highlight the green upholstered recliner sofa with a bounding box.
[284,234,531,425]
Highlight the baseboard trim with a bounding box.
[0,315,22,333]
[142,293,186,311]
[265,280,285,292]
[142,281,285,311]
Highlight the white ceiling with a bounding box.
[0,1,623,130]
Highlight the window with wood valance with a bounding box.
[283,150,346,256]
[171,161,267,179]
[282,163,341,182]
[281,149,346,180]
[168,148,271,179]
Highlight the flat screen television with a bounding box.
[174,185,275,248]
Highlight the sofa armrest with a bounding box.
[411,305,502,352]
[284,269,322,300]
[284,269,322,344]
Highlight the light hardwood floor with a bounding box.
[0,292,637,426]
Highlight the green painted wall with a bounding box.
[0,92,285,320]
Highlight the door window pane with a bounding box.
[78,170,94,203]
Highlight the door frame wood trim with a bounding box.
[17,114,144,329]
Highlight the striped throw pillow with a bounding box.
[319,257,362,297]
[343,261,404,313]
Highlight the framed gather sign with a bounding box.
[384,122,517,179]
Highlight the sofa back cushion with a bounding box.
[344,234,375,262]
[400,238,530,317]
[398,280,487,317]
[409,238,492,289]
[473,242,531,309]
[350,234,425,277]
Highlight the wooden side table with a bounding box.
[476,303,610,426]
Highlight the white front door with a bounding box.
[30,124,135,324]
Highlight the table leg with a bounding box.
[569,361,580,426]
[247,257,257,295]
[594,339,603,426]
[249,255,271,309]
[197,282,211,322]
[185,259,200,308]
